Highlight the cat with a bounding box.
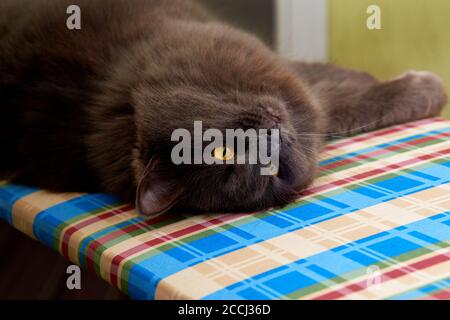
[0,0,447,216]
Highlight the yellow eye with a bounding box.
[213,147,235,161]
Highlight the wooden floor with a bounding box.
[0,220,127,300]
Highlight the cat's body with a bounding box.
[1,0,213,196]
[0,0,447,215]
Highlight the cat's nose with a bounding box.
[256,96,289,120]
[237,95,289,129]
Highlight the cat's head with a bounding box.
[130,25,324,216]
[132,83,323,216]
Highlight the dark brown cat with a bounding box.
[0,0,447,216]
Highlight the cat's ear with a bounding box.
[136,157,184,217]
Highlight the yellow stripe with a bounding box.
[155,183,450,300]
[12,191,83,239]
[64,205,139,264]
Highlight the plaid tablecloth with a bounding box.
[1,117,450,300]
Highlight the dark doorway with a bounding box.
[197,0,275,47]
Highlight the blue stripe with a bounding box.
[127,160,450,300]
[0,184,37,224]
[204,212,450,300]
[32,193,121,249]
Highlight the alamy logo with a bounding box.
[66,5,81,30]
[367,5,382,30]
[171,121,280,176]
[66,265,81,290]
[366,265,382,290]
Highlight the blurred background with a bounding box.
[201,0,450,119]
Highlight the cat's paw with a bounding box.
[397,70,442,87]
[394,70,448,117]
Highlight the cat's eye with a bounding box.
[213,147,235,161]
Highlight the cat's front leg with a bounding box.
[324,70,448,137]
[390,71,447,116]
[360,71,447,127]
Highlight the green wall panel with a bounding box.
[329,0,450,118]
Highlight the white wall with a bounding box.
[276,0,328,61]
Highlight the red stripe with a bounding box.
[325,127,404,152]
[321,130,450,172]
[60,204,135,259]
[314,250,450,300]
[84,213,170,271]
[109,214,247,286]
[84,213,247,272]
[426,290,450,300]
[324,118,443,152]
[305,147,450,196]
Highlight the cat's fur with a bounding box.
[0,0,447,215]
